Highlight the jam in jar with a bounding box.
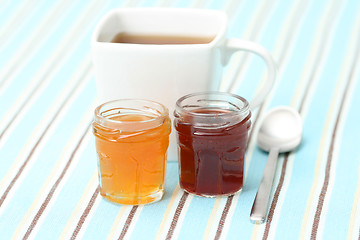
[174,92,251,197]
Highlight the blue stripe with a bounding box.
[0,0,94,182]
[1,0,360,239]
[226,0,294,237]
[230,0,291,101]
[0,0,79,121]
[0,0,29,36]
[140,0,169,7]
[33,88,95,239]
[323,72,360,239]
[84,162,180,240]
[273,0,358,238]
[177,1,259,238]
[321,3,360,239]
[0,0,114,238]
[0,0,50,52]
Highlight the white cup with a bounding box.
[91,8,277,161]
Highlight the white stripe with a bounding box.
[253,0,352,236]
[0,59,92,195]
[29,129,95,240]
[171,194,193,240]
[199,0,282,237]
[236,0,346,237]
[0,9,89,137]
[155,185,184,239]
[271,0,311,69]
[58,172,98,240]
[121,0,203,236]
[0,66,93,217]
[236,0,313,238]
[300,3,360,238]
[169,2,247,238]
[96,0,184,236]
[219,195,240,239]
[214,0,311,238]
[0,0,12,14]
[189,0,208,8]
[106,206,129,240]
[0,0,39,46]
[9,74,96,239]
[0,0,104,137]
[0,54,91,146]
[317,121,345,240]
[202,198,226,240]
[348,162,360,240]
[71,192,102,240]
[243,0,312,181]
[316,143,338,240]
[106,205,146,240]
[0,0,105,161]
[123,206,144,240]
[123,0,213,237]
[0,0,74,92]
[264,154,292,240]
[157,0,176,7]
[106,206,142,240]
[292,1,345,115]
[318,14,360,239]
[0,60,91,199]
[223,0,243,22]
[250,156,282,240]
[242,0,343,237]
[220,0,281,92]
[106,207,137,240]
[52,0,143,236]
[244,109,261,182]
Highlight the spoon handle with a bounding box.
[250,148,279,224]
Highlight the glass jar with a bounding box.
[93,99,171,205]
[174,92,251,197]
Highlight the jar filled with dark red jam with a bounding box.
[174,92,251,197]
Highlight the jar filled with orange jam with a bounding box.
[92,99,171,205]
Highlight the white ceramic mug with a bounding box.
[91,8,277,161]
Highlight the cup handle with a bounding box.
[223,39,277,109]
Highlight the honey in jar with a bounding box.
[93,99,171,205]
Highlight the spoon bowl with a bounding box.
[257,106,302,152]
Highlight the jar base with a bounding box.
[100,188,164,205]
[182,188,243,198]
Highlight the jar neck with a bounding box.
[94,99,169,132]
[174,92,250,128]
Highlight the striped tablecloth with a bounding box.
[1,0,360,239]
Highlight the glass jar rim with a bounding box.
[175,91,250,118]
[94,99,169,131]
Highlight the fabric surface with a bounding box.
[1,0,360,239]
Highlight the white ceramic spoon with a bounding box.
[250,106,303,224]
